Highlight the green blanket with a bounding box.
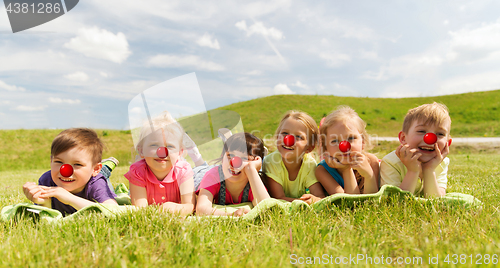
[1,185,481,223]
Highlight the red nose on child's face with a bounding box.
[448,138,452,146]
[230,156,242,168]
[157,147,168,158]
[339,140,351,153]
[60,164,74,177]
[283,135,295,147]
[423,133,437,145]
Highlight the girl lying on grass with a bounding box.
[196,132,270,217]
[302,106,379,203]
[125,111,195,216]
[263,110,325,203]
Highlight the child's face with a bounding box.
[140,129,182,180]
[325,120,363,164]
[221,150,253,181]
[276,117,312,162]
[50,146,101,194]
[399,119,451,163]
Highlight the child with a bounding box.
[380,102,451,198]
[196,132,270,217]
[312,106,379,199]
[125,111,195,216]
[22,128,118,215]
[263,110,325,203]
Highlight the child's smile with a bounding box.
[399,120,450,163]
[276,118,311,162]
[50,146,100,194]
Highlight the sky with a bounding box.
[1,0,500,130]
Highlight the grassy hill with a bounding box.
[218,89,500,138]
[1,90,498,171]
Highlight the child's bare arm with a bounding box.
[421,143,448,198]
[196,189,244,216]
[315,165,344,195]
[396,144,421,193]
[243,156,270,206]
[161,178,195,216]
[38,186,94,210]
[267,178,297,202]
[23,182,51,208]
[361,153,380,194]
[129,183,149,207]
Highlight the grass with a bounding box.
[1,91,500,267]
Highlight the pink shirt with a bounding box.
[197,166,254,205]
[125,159,194,205]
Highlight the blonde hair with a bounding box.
[135,111,185,152]
[402,102,451,134]
[319,106,371,153]
[274,110,318,148]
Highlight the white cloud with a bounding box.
[148,54,225,71]
[48,97,81,104]
[448,19,500,62]
[438,71,500,96]
[362,53,444,81]
[13,105,47,111]
[0,80,26,91]
[100,72,109,78]
[273,83,294,95]
[196,33,220,50]
[64,27,131,63]
[1,101,10,105]
[291,81,310,90]
[235,20,284,40]
[319,52,351,68]
[245,70,263,76]
[64,71,89,82]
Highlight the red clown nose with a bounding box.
[283,135,295,147]
[157,147,168,158]
[423,133,437,145]
[60,164,73,177]
[448,138,452,146]
[339,141,351,153]
[230,156,242,168]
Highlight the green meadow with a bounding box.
[1,91,500,267]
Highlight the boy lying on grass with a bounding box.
[23,128,118,215]
[380,102,452,198]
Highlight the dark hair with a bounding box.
[212,132,265,164]
[224,132,265,159]
[51,128,104,165]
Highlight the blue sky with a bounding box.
[1,0,500,129]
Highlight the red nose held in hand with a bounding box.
[339,140,351,153]
[157,147,168,158]
[423,133,437,145]
[283,134,295,147]
[60,164,73,177]
[230,156,242,169]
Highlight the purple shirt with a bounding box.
[38,171,116,216]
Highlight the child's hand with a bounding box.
[396,144,421,172]
[232,207,251,217]
[245,156,262,171]
[324,153,349,171]
[38,186,74,205]
[22,182,48,205]
[299,194,321,205]
[350,152,373,179]
[421,142,449,171]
